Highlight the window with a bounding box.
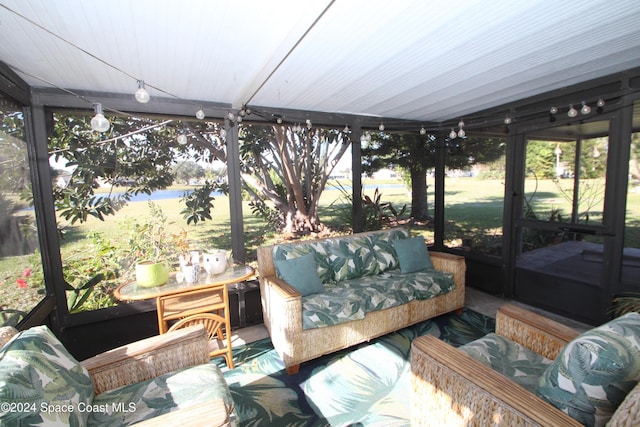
[48,112,234,314]
[624,101,640,285]
[0,93,46,325]
[443,135,506,257]
[524,130,608,229]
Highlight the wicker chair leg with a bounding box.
[286,364,300,375]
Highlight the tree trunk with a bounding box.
[282,207,321,235]
[410,167,430,221]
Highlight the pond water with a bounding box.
[114,183,407,202]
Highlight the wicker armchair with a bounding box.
[81,324,211,393]
[410,304,640,426]
[80,325,233,426]
[0,324,234,426]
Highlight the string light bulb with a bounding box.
[420,126,426,135]
[504,115,512,125]
[90,103,110,132]
[454,118,465,137]
[567,104,578,118]
[196,108,205,120]
[597,98,605,113]
[177,134,188,145]
[449,128,457,139]
[379,123,385,131]
[135,80,150,103]
[580,101,591,115]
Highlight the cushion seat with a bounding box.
[89,363,232,425]
[0,325,235,426]
[301,268,455,329]
[459,332,553,393]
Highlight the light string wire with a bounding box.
[3,3,638,136]
[7,63,135,117]
[0,3,184,101]
[243,0,337,106]
[0,2,229,113]
[7,62,179,146]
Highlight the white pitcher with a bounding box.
[203,250,227,275]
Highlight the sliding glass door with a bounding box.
[513,117,619,325]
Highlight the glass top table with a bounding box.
[114,265,255,301]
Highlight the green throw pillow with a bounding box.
[536,312,640,427]
[0,325,95,426]
[275,252,325,297]
[392,236,434,274]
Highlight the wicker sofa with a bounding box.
[257,227,465,374]
[0,324,234,426]
[411,304,640,427]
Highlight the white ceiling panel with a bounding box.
[1,0,640,123]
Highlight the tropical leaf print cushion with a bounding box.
[326,236,379,283]
[536,312,640,427]
[459,332,553,393]
[301,269,454,329]
[88,363,233,425]
[273,240,333,284]
[0,325,94,426]
[368,228,407,273]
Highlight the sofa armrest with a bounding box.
[429,251,466,289]
[410,335,581,427]
[608,381,640,427]
[496,304,580,360]
[260,275,303,332]
[258,274,303,357]
[263,275,301,299]
[81,324,210,395]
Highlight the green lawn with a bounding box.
[2,176,639,316]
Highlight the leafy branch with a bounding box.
[180,181,216,225]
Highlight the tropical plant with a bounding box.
[329,183,407,232]
[58,231,123,313]
[66,274,104,314]
[249,198,283,230]
[124,202,173,263]
[362,187,407,231]
[610,293,640,318]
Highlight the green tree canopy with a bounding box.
[48,112,351,235]
[362,132,505,221]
